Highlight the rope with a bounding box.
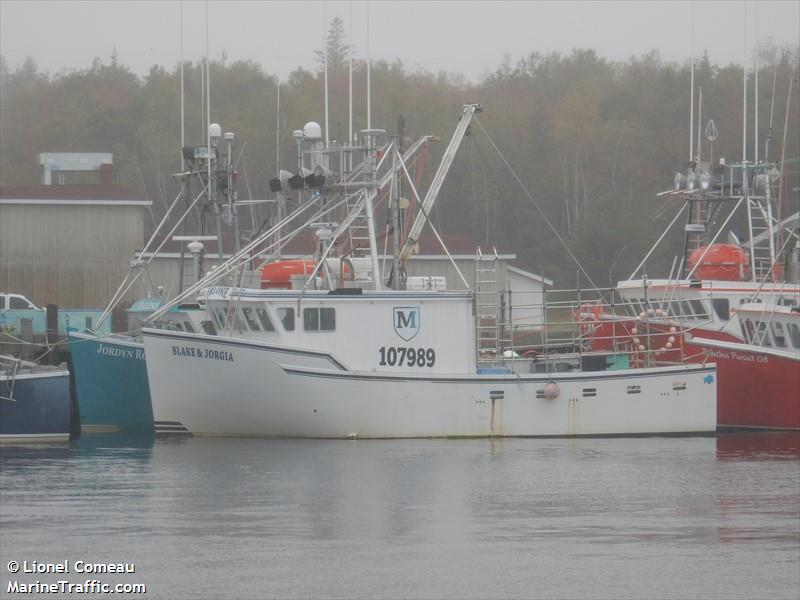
[472,116,604,296]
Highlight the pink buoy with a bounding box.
[543,382,560,400]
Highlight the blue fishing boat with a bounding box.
[68,298,209,432]
[68,331,152,433]
[1,356,71,443]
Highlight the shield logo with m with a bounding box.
[393,306,420,341]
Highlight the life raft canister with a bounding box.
[260,259,352,289]
[687,244,750,281]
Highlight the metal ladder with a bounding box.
[345,190,373,255]
[746,190,777,281]
[474,247,503,363]
[685,197,710,255]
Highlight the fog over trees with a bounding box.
[1,21,797,285]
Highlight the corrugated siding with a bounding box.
[0,204,144,308]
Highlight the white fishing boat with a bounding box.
[143,286,716,438]
[142,104,717,438]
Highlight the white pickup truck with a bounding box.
[0,293,40,311]
[0,293,110,338]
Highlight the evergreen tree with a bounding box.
[314,17,350,74]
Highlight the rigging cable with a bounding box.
[473,116,605,296]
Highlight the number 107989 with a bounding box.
[378,346,436,367]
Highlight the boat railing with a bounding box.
[475,286,700,372]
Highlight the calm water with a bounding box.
[1,433,799,599]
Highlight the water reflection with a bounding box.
[716,431,800,461]
[1,433,798,599]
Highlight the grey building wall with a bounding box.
[0,204,146,308]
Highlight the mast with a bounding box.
[348,1,353,169]
[179,0,184,165]
[276,84,280,173]
[366,1,371,130]
[765,66,777,161]
[205,2,222,263]
[742,4,748,167]
[689,3,695,162]
[777,75,794,246]
[696,87,703,160]
[690,59,695,161]
[177,0,186,293]
[323,4,329,146]
[754,4,759,164]
[390,137,401,289]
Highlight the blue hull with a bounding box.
[1,370,71,443]
[68,333,153,432]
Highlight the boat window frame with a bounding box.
[771,321,787,348]
[212,307,228,329]
[680,300,695,319]
[786,322,800,349]
[278,307,295,331]
[201,320,217,336]
[744,318,756,343]
[754,320,772,347]
[303,307,336,332]
[690,299,708,319]
[183,321,195,334]
[255,307,275,332]
[712,298,730,321]
[241,307,261,332]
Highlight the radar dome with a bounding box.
[303,121,322,140]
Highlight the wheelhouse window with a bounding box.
[278,307,295,331]
[755,321,772,346]
[787,323,800,349]
[255,308,275,332]
[771,322,787,348]
[215,306,244,331]
[212,307,228,329]
[744,319,756,343]
[303,307,335,331]
[201,320,217,336]
[690,299,708,319]
[712,299,730,321]
[241,307,261,331]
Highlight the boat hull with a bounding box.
[1,370,71,443]
[68,332,153,432]
[143,329,717,438]
[687,337,800,430]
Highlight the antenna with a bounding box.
[323,4,329,145]
[276,83,280,174]
[742,2,747,166]
[696,87,703,161]
[689,2,694,162]
[366,1,371,130]
[765,65,778,161]
[348,1,353,152]
[180,0,184,166]
[754,3,759,164]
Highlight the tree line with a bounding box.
[1,20,797,286]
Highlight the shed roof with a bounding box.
[0,185,151,206]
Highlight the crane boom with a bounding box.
[399,103,482,262]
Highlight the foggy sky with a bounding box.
[1,1,798,81]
